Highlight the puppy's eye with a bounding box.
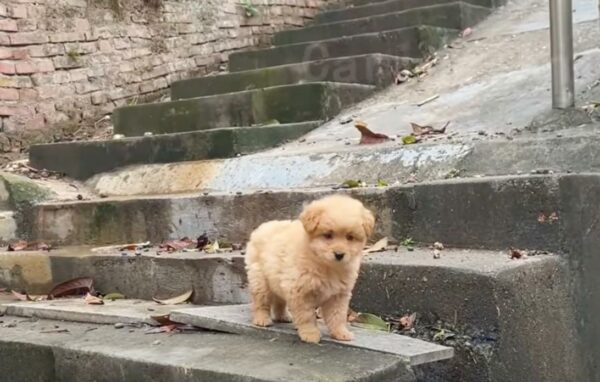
[346,234,355,241]
[323,232,333,240]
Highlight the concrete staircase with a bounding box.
[27,0,499,180]
[4,0,599,381]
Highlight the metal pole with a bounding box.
[549,0,575,109]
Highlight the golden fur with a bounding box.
[245,194,375,343]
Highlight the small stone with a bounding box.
[134,252,141,256]
[433,242,444,250]
[76,194,83,200]
[143,132,153,137]
[236,191,242,196]
[433,249,441,259]
[99,193,108,198]
[114,323,125,329]
[339,116,353,124]
[121,252,127,256]
[4,322,16,328]
[152,340,161,346]
[113,134,125,140]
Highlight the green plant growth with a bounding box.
[66,49,80,62]
[241,0,259,17]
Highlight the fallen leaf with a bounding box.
[48,277,94,298]
[364,237,389,254]
[460,27,473,38]
[376,179,388,187]
[402,135,418,145]
[341,179,365,189]
[395,72,409,84]
[402,238,415,247]
[412,57,438,76]
[37,242,52,251]
[537,213,547,224]
[355,121,391,145]
[11,290,31,301]
[91,241,151,253]
[433,121,450,134]
[104,292,125,301]
[0,287,7,293]
[433,328,455,342]
[433,242,444,250]
[8,240,29,251]
[351,312,390,332]
[411,123,434,136]
[399,312,417,330]
[204,240,220,254]
[509,248,527,260]
[151,314,176,326]
[145,324,179,334]
[153,289,193,305]
[160,238,195,252]
[84,293,104,305]
[548,212,559,223]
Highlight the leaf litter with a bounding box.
[355,121,391,145]
[152,289,193,305]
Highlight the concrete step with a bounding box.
[0,316,416,382]
[228,26,456,72]
[274,3,489,46]
[171,304,453,366]
[0,298,453,367]
[112,82,374,136]
[23,175,562,251]
[29,121,320,180]
[313,0,499,25]
[171,54,416,100]
[0,246,576,381]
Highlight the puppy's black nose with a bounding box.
[334,252,345,261]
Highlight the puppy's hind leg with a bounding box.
[247,267,273,327]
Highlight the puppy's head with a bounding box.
[299,194,375,265]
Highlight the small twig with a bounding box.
[40,328,69,334]
[417,94,440,107]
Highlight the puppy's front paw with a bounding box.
[298,327,321,343]
[330,327,354,341]
[252,311,273,327]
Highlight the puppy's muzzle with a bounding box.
[334,252,345,261]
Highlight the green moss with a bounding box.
[0,173,55,210]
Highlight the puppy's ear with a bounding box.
[362,208,375,238]
[300,203,322,234]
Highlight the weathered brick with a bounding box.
[0,62,15,75]
[12,49,29,60]
[31,71,70,86]
[97,39,112,53]
[16,18,37,32]
[9,32,48,46]
[74,81,100,94]
[0,4,7,17]
[90,91,107,105]
[49,32,85,43]
[0,49,12,60]
[69,68,88,82]
[19,88,38,101]
[0,88,19,101]
[64,42,97,55]
[0,75,32,88]
[73,18,90,33]
[15,61,36,74]
[52,55,83,69]
[28,44,65,58]
[0,105,29,117]
[0,19,18,32]
[9,4,27,19]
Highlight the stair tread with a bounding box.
[171,303,454,366]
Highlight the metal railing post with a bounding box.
[549,0,575,109]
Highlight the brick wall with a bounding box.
[0,0,335,141]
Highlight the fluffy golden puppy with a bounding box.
[245,194,375,343]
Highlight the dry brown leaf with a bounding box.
[433,242,444,250]
[509,248,527,260]
[151,314,176,326]
[8,240,29,251]
[153,289,193,305]
[364,237,389,254]
[48,277,94,298]
[84,292,104,305]
[160,238,196,252]
[355,121,391,145]
[411,123,434,136]
[145,324,180,334]
[399,312,417,330]
[11,290,31,301]
[460,27,473,38]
